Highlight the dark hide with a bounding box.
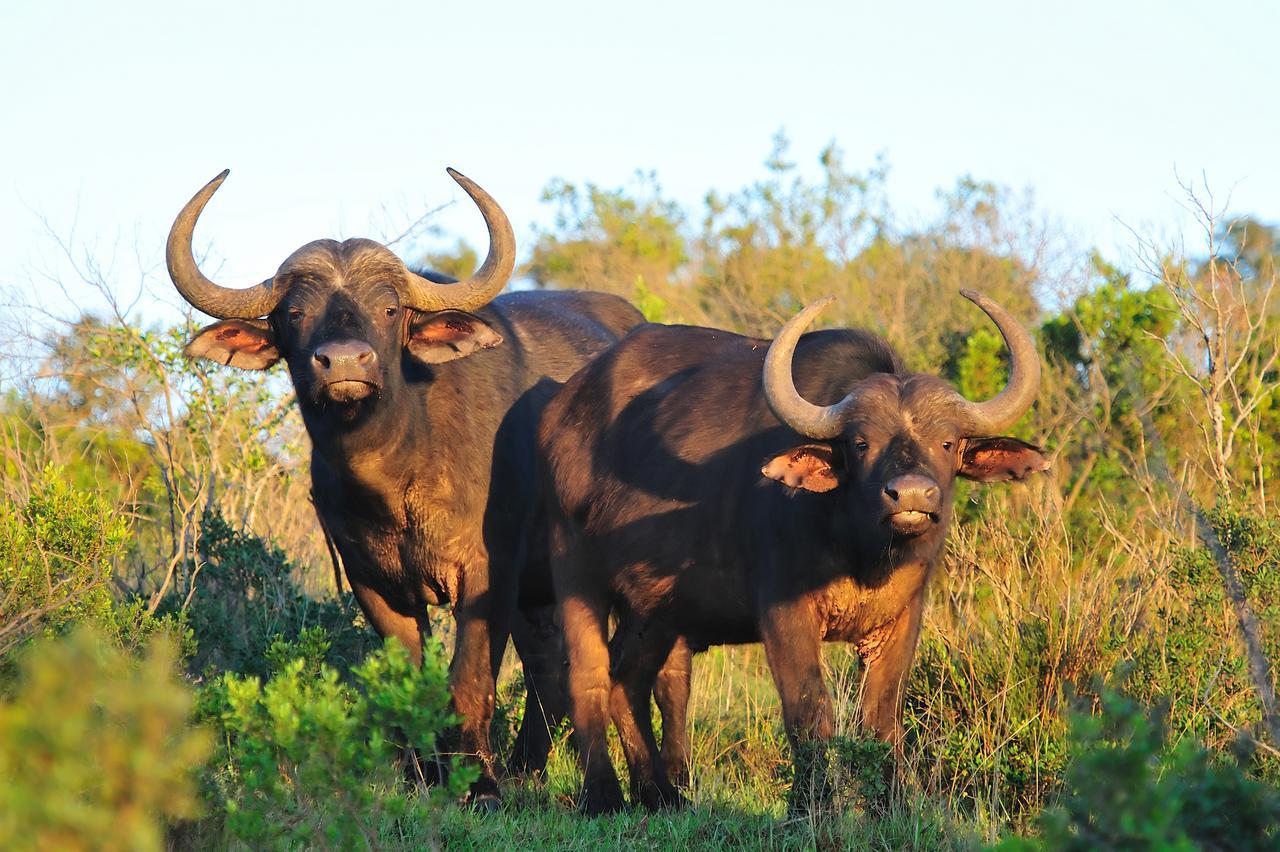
[539,322,1049,813]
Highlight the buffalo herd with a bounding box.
[167,169,1050,814]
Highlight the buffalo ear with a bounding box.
[761,444,844,493]
[960,437,1051,482]
[406,310,504,364]
[184,319,281,370]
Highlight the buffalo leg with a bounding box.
[608,617,687,811]
[509,603,569,776]
[654,638,693,788]
[349,580,426,662]
[760,600,835,812]
[858,594,924,748]
[347,581,442,784]
[556,534,626,818]
[450,582,508,808]
[560,589,626,814]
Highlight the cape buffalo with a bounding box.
[167,168,645,805]
[539,290,1050,814]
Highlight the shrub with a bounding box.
[200,635,475,849]
[0,627,211,851]
[1001,685,1280,850]
[172,510,376,680]
[1127,502,1280,758]
[0,468,186,677]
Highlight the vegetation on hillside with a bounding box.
[1,137,1277,848]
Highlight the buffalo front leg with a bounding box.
[347,581,441,784]
[858,593,925,749]
[560,588,626,814]
[760,599,835,814]
[654,636,694,789]
[349,580,426,663]
[561,591,626,814]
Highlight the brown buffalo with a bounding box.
[167,168,645,806]
[538,290,1050,813]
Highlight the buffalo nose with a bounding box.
[312,339,376,372]
[884,474,940,509]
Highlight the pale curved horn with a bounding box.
[401,168,514,312]
[762,296,863,439]
[166,170,283,319]
[954,289,1041,433]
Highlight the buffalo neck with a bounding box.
[300,375,444,523]
[828,501,951,590]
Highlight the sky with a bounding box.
[1,0,1277,323]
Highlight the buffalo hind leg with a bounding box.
[508,603,569,776]
[608,618,687,811]
[450,584,509,810]
[760,600,836,815]
[654,637,694,789]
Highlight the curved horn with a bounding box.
[763,296,862,439]
[166,170,284,319]
[956,288,1041,433]
[401,168,515,312]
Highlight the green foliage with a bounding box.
[172,510,376,680]
[787,734,894,816]
[1000,685,1280,851]
[956,328,1009,405]
[4,135,1280,849]
[528,172,687,299]
[632,275,669,323]
[200,636,474,850]
[1128,502,1280,753]
[419,239,480,281]
[0,627,211,852]
[0,467,183,671]
[908,623,1070,817]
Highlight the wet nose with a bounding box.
[883,474,941,511]
[312,339,376,373]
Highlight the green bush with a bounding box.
[1001,685,1280,851]
[1128,502,1280,759]
[199,634,475,849]
[171,511,375,680]
[907,621,1070,818]
[0,627,211,851]
[0,468,186,678]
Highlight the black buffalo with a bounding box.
[167,168,644,805]
[539,290,1049,813]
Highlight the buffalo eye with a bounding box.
[287,308,304,325]
[854,438,869,455]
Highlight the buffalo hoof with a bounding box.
[579,778,626,816]
[467,791,503,814]
[637,779,689,813]
[662,756,690,789]
[465,775,502,812]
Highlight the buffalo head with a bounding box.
[760,290,1050,549]
[168,168,513,421]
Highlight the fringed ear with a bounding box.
[960,437,1051,482]
[761,444,844,493]
[406,310,503,364]
[184,319,280,370]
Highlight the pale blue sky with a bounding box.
[2,0,1276,321]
